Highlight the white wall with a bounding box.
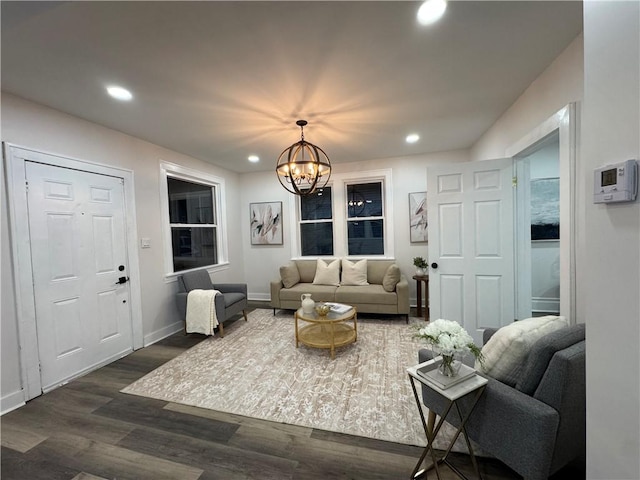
[471,5,639,475]
[1,149,23,411]
[583,2,640,478]
[471,34,584,161]
[240,150,469,303]
[1,93,245,411]
[471,32,585,321]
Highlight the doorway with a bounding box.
[4,144,144,400]
[427,104,577,334]
[508,104,576,323]
[515,133,561,317]
[26,161,134,391]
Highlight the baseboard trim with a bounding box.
[532,296,560,314]
[1,389,26,416]
[249,293,271,302]
[143,321,185,347]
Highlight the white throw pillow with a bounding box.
[312,258,341,286]
[340,258,369,286]
[475,315,569,385]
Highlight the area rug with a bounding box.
[122,309,469,451]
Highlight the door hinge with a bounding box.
[512,176,518,187]
[25,180,29,192]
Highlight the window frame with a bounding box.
[298,186,335,256]
[292,168,394,259]
[160,162,228,278]
[344,179,386,256]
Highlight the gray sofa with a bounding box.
[418,323,586,480]
[270,259,410,320]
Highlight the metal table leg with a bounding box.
[409,375,486,480]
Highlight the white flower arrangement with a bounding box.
[414,318,483,361]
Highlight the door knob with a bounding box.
[431,262,438,269]
[115,276,130,285]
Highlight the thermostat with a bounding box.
[593,159,638,204]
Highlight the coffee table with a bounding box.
[294,306,357,359]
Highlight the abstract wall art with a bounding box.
[409,191,428,243]
[250,201,283,245]
[530,178,560,240]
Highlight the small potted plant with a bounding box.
[413,256,428,276]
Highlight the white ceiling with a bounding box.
[1,1,583,173]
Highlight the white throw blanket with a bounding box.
[186,289,220,336]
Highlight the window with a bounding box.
[161,162,227,275]
[295,169,393,258]
[168,177,218,272]
[299,187,334,255]
[346,182,384,255]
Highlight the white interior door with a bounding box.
[427,158,515,344]
[25,161,133,391]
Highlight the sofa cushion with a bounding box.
[382,264,401,292]
[335,284,397,305]
[367,260,394,284]
[296,259,321,283]
[341,258,369,286]
[280,262,300,288]
[313,258,341,286]
[221,292,246,308]
[475,315,569,387]
[279,283,338,303]
[516,323,585,395]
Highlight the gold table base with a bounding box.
[294,307,357,359]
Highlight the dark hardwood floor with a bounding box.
[1,306,584,479]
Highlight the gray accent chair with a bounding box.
[175,270,248,337]
[418,323,585,480]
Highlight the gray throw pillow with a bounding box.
[382,264,401,292]
[280,263,300,288]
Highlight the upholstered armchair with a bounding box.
[175,270,248,337]
[418,323,585,480]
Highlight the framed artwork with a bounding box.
[250,201,283,245]
[409,191,428,243]
[530,178,560,240]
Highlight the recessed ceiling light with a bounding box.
[406,133,420,144]
[106,85,133,101]
[417,0,447,25]
[248,155,260,163]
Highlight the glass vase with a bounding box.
[438,353,462,378]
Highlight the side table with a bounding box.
[412,275,429,321]
[407,359,488,480]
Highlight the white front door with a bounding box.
[25,161,133,391]
[427,158,515,344]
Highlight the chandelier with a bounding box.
[275,120,332,196]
